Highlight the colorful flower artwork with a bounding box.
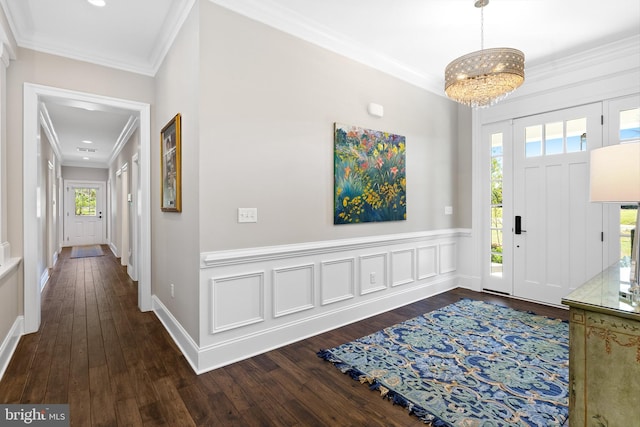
[334,123,406,224]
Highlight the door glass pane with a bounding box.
[75,188,97,216]
[525,125,542,157]
[490,132,503,277]
[566,118,587,153]
[620,108,640,142]
[545,122,564,155]
[491,232,503,276]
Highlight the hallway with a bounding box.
[0,247,568,426]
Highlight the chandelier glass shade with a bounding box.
[444,1,525,108]
[445,48,525,108]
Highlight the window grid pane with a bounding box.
[75,188,97,216]
[620,108,640,142]
[566,118,587,153]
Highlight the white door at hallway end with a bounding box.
[64,180,106,246]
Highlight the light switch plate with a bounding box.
[238,207,258,223]
[444,206,453,215]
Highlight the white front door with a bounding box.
[64,181,105,246]
[512,103,604,305]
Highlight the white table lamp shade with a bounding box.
[590,142,640,202]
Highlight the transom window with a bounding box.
[525,117,588,157]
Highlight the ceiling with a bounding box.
[1,0,638,168]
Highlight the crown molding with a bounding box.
[150,0,197,75]
[0,0,195,77]
[208,0,444,96]
[0,0,17,63]
[525,34,640,84]
[38,102,63,161]
[107,115,139,167]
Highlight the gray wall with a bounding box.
[153,2,201,342]
[62,166,108,182]
[109,128,140,264]
[198,1,466,252]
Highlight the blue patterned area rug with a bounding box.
[318,299,569,426]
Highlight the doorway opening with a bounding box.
[23,83,152,334]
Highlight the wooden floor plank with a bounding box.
[0,245,569,426]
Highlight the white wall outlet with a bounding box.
[170,283,174,298]
[238,207,258,223]
[444,206,453,215]
[369,272,376,284]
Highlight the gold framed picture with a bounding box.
[160,113,182,212]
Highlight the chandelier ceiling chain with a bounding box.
[444,0,525,108]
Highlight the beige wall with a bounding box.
[153,2,201,341]
[109,129,139,262]
[61,166,109,182]
[457,105,472,228]
[198,2,465,252]
[37,128,53,279]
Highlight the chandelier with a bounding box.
[444,0,525,108]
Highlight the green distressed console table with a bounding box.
[562,263,640,426]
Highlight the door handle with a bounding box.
[515,216,527,234]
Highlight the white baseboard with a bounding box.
[152,296,200,373]
[457,274,482,291]
[108,243,118,257]
[0,316,24,382]
[39,268,50,293]
[160,276,456,375]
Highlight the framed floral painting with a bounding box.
[334,123,406,224]
[161,113,182,212]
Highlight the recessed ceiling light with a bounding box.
[82,140,93,144]
[82,157,90,160]
[87,0,106,7]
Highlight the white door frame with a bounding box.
[23,83,152,334]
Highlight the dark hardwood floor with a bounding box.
[0,246,569,426]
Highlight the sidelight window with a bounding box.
[490,133,504,277]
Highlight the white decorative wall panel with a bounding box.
[439,242,457,274]
[273,264,315,318]
[192,230,465,373]
[210,272,264,333]
[391,249,415,287]
[359,253,388,295]
[417,245,438,280]
[320,258,355,305]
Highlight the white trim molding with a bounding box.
[0,315,23,382]
[154,229,470,374]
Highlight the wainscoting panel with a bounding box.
[320,258,355,306]
[359,252,388,295]
[188,230,467,373]
[210,272,265,333]
[273,264,315,318]
[439,242,457,274]
[417,245,438,280]
[391,248,415,287]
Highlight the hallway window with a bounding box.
[75,188,97,216]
